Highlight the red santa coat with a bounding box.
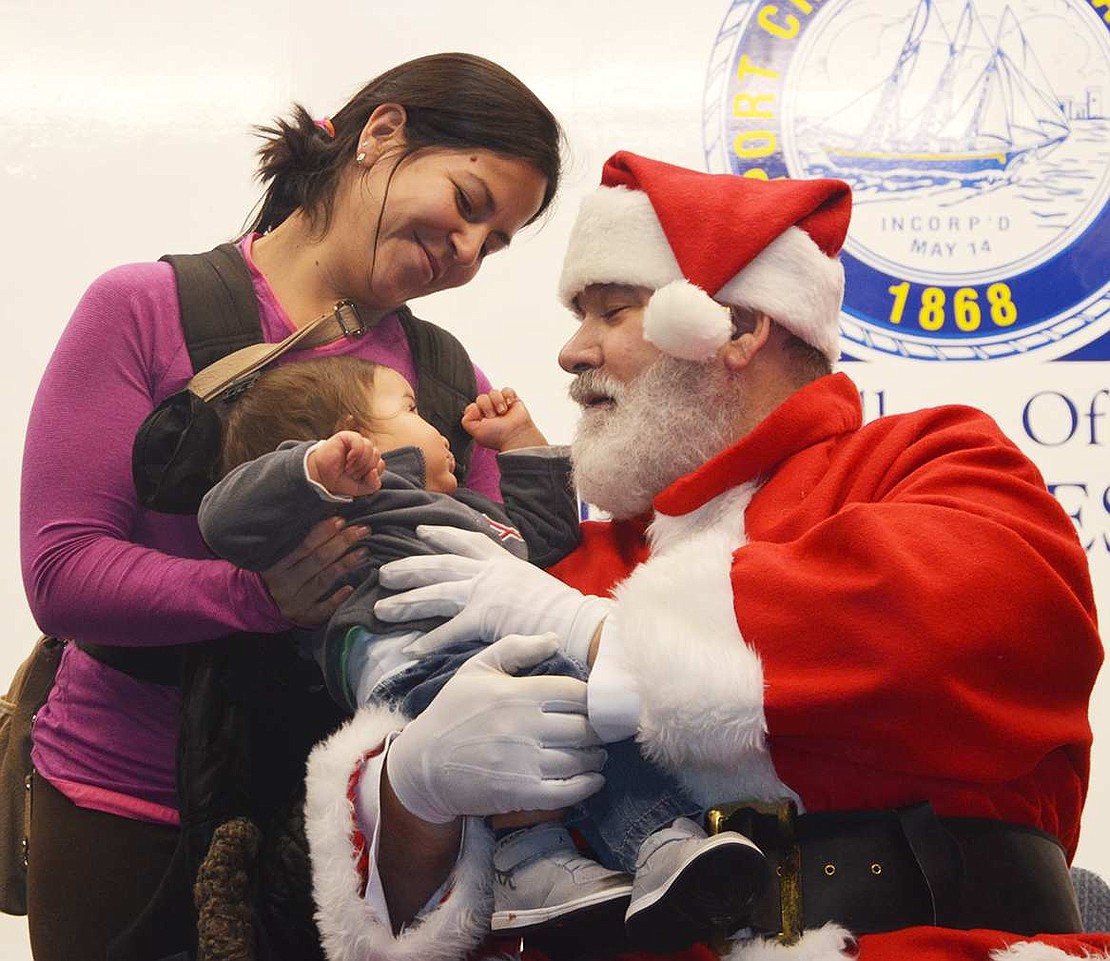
[304,372,1108,961]
[543,371,1107,960]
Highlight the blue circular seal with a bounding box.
[703,0,1110,361]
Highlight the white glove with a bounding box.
[385,633,606,824]
[375,525,614,662]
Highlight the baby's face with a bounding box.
[367,368,458,494]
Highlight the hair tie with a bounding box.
[314,117,336,138]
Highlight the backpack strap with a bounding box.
[395,306,478,483]
[159,243,264,370]
[79,244,264,687]
[159,251,478,478]
[159,249,477,481]
[96,262,478,684]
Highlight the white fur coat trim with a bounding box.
[613,482,797,808]
[723,925,856,960]
[304,704,494,961]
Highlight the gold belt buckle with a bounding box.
[706,798,802,945]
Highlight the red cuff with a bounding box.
[345,744,385,899]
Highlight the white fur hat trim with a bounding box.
[557,186,683,309]
[716,227,845,364]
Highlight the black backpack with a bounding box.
[133,242,479,514]
[101,243,480,961]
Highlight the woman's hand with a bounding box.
[260,516,368,626]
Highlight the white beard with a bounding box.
[570,355,741,520]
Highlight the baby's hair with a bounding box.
[219,356,383,476]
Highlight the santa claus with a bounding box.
[305,151,1109,961]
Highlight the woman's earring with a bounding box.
[356,152,366,165]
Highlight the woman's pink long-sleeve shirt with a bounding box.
[21,235,498,823]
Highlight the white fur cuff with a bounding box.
[304,705,495,961]
[613,484,797,808]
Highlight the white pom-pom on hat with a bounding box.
[642,281,733,362]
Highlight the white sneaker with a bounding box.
[625,817,770,952]
[491,822,633,939]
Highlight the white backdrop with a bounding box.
[1,0,1107,955]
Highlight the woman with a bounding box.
[19,51,562,961]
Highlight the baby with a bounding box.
[200,355,768,953]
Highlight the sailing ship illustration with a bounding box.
[812,0,1070,185]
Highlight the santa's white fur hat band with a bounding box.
[558,151,853,363]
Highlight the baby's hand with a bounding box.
[462,388,548,452]
[307,431,385,497]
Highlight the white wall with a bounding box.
[1,0,1107,955]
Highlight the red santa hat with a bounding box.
[558,151,852,363]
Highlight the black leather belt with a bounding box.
[708,800,1082,941]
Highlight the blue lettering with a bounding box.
[1024,391,1078,446]
[1047,482,1096,552]
[1084,389,1109,445]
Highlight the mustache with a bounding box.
[568,370,625,405]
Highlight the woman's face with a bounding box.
[335,140,548,310]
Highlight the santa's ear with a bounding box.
[721,308,772,370]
